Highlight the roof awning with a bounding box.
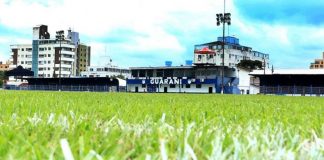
[194,47,216,54]
[5,65,34,77]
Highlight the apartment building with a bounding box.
[10,40,75,78]
[310,52,324,69]
[8,24,94,78]
[76,44,91,76]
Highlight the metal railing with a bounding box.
[260,86,324,95]
[4,85,122,92]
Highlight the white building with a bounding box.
[80,62,130,78]
[237,68,260,94]
[9,25,76,78]
[194,36,269,68]
[10,40,76,78]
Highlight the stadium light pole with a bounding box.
[216,12,231,94]
[56,30,64,91]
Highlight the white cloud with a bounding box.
[5,0,322,69]
[0,36,31,62]
[233,16,324,68]
[0,0,231,66]
[0,0,227,36]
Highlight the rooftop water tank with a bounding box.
[165,61,172,67]
[217,36,239,45]
[185,60,193,66]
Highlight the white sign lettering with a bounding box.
[149,78,182,85]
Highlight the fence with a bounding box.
[260,86,324,95]
[4,85,124,92]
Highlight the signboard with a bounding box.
[146,78,183,85]
[127,78,217,85]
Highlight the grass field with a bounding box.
[0,91,323,159]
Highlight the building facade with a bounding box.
[236,68,260,94]
[76,44,91,76]
[127,66,239,93]
[80,63,130,78]
[126,36,269,94]
[194,36,269,68]
[10,40,76,78]
[10,25,76,78]
[250,69,324,96]
[310,52,324,69]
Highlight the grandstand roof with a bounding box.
[250,69,324,75]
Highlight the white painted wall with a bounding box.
[80,65,130,78]
[237,69,260,94]
[194,48,269,68]
[127,84,215,93]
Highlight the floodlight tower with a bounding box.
[216,0,231,94]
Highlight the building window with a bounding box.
[170,84,176,88]
[196,84,202,88]
[186,84,190,88]
[48,47,51,50]
[198,55,202,61]
[156,70,163,77]
[22,48,24,51]
[48,54,51,57]
[139,70,146,77]
[142,84,146,88]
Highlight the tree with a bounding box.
[237,60,263,70]
[0,71,6,87]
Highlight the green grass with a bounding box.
[0,91,323,159]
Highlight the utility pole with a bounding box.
[263,58,266,75]
[216,0,231,94]
[56,30,65,91]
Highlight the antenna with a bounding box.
[101,45,113,66]
[224,0,225,16]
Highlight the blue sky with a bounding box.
[0,0,323,69]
